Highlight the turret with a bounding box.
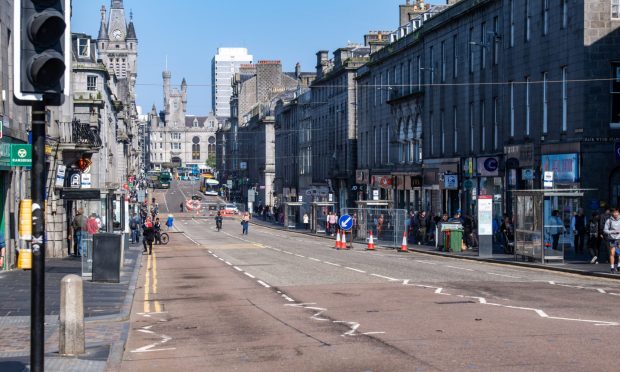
[98,5,109,42]
[163,70,171,115]
[181,78,188,114]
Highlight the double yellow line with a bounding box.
[143,252,162,313]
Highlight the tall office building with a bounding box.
[211,48,253,117]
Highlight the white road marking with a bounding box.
[414,260,437,265]
[370,273,400,281]
[244,272,256,279]
[212,254,219,258]
[225,261,232,266]
[294,254,306,258]
[207,250,212,254]
[324,261,342,267]
[308,257,321,262]
[131,314,176,353]
[283,251,294,255]
[282,295,295,302]
[257,280,271,288]
[233,266,243,272]
[345,267,366,273]
[487,272,522,279]
[218,257,224,262]
[446,265,474,272]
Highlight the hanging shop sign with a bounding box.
[444,174,459,190]
[81,173,92,189]
[0,143,32,167]
[55,165,66,188]
[477,157,499,177]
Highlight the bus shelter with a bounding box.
[342,207,407,248]
[513,189,585,264]
[311,202,337,233]
[283,202,307,229]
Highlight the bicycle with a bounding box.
[155,231,169,245]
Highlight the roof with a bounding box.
[126,21,137,39]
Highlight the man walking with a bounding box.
[71,209,88,257]
[571,208,587,255]
[129,213,141,244]
[603,208,620,273]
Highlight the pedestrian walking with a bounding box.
[303,213,309,230]
[571,208,587,255]
[548,210,565,252]
[328,212,338,236]
[142,217,156,255]
[86,213,99,235]
[180,202,184,212]
[166,214,174,230]
[71,209,87,256]
[588,212,601,264]
[129,213,141,243]
[603,208,620,273]
[154,217,162,245]
[241,212,250,235]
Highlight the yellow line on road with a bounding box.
[153,252,162,313]
[144,253,151,313]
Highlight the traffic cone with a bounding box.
[335,229,341,249]
[367,231,375,251]
[399,231,409,252]
[340,230,347,250]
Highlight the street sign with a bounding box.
[444,174,458,189]
[81,173,92,189]
[339,214,353,231]
[543,171,554,188]
[298,195,303,202]
[55,164,66,188]
[0,143,32,167]
[372,189,379,200]
[227,180,233,188]
[463,179,474,190]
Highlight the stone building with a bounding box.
[146,71,221,172]
[356,0,620,220]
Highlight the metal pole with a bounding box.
[31,101,47,372]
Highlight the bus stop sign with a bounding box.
[339,214,353,231]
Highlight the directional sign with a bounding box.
[339,214,353,231]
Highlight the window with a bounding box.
[493,17,499,65]
[441,41,446,82]
[543,0,549,35]
[453,34,459,78]
[171,143,181,150]
[192,144,200,160]
[509,0,515,47]
[440,110,445,155]
[525,0,531,42]
[159,143,162,149]
[453,107,458,154]
[87,75,97,91]
[493,97,499,150]
[612,63,620,124]
[613,0,620,19]
[77,38,90,57]
[469,103,474,152]
[562,0,570,27]
[562,66,568,132]
[416,56,422,89]
[172,132,181,140]
[543,72,548,133]
[510,82,515,137]
[430,112,434,156]
[480,101,485,152]
[429,46,434,84]
[481,22,486,70]
[525,76,530,136]
[469,27,474,73]
[408,59,414,94]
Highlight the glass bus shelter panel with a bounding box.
[284,203,306,229]
[312,204,336,233]
[514,194,543,261]
[342,208,407,248]
[543,195,578,262]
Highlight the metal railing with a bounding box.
[341,208,407,248]
[70,119,102,148]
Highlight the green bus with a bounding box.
[146,170,172,189]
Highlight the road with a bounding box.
[120,180,620,371]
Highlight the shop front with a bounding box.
[392,173,422,211]
[423,158,459,216]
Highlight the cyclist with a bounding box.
[215,211,223,231]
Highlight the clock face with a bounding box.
[112,29,122,40]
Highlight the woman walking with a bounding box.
[241,212,250,235]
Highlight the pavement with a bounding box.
[0,238,144,372]
[248,218,620,280]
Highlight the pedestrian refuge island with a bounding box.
[513,189,586,264]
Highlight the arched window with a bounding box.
[208,136,216,157]
[192,136,200,160]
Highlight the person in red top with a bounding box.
[86,214,99,235]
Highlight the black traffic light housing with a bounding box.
[14,0,70,104]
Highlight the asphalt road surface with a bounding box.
[121,181,620,371]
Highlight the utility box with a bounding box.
[92,233,122,283]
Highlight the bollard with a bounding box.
[59,274,85,356]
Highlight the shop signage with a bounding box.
[411,176,422,187]
[543,171,554,188]
[328,193,333,202]
[444,174,458,190]
[372,189,379,200]
[463,179,474,190]
[70,173,81,188]
[298,195,303,202]
[541,153,579,183]
[0,143,32,167]
[478,195,493,236]
[55,165,66,188]
[239,161,247,170]
[81,174,92,189]
[477,157,499,177]
[505,143,534,167]
[463,157,475,177]
[356,169,369,184]
[522,169,535,181]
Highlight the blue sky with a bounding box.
[72,0,440,115]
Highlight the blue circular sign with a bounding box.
[484,157,499,172]
[339,214,353,231]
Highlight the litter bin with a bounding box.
[440,223,464,253]
[92,233,122,283]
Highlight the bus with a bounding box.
[200,174,219,196]
[146,170,172,189]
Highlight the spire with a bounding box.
[98,5,109,40]
[126,11,137,40]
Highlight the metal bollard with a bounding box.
[59,274,85,356]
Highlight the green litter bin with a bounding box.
[440,223,464,252]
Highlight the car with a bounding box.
[223,204,239,214]
[203,190,218,196]
[191,194,203,201]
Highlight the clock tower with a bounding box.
[97,0,138,81]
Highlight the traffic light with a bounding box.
[13,0,71,103]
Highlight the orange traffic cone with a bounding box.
[399,231,409,252]
[340,230,347,250]
[335,229,341,249]
[367,231,375,251]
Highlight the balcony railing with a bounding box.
[60,119,102,148]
